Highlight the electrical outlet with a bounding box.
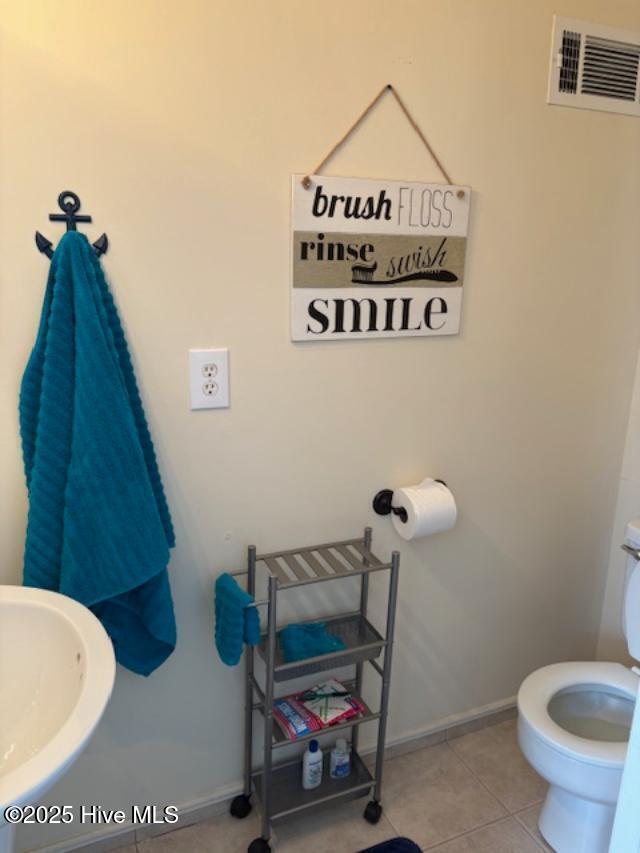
[189,349,229,409]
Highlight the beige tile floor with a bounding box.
[116,719,552,853]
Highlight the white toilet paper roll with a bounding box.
[391,478,457,541]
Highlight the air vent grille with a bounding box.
[548,17,640,118]
[581,36,640,101]
[559,30,581,93]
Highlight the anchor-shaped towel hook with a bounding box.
[35,191,108,259]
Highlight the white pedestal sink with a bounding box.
[0,586,116,853]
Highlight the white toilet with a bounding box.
[518,519,640,853]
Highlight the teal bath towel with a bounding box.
[215,573,260,666]
[19,231,176,676]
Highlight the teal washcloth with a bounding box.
[280,622,346,663]
[215,573,260,666]
[19,231,176,676]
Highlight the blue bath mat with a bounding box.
[359,839,421,853]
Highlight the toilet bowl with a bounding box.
[518,661,638,852]
[517,519,640,853]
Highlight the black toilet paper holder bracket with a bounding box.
[373,480,447,525]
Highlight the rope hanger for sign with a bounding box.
[302,84,463,198]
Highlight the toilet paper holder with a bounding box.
[373,480,447,524]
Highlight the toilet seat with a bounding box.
[518,661,639,767]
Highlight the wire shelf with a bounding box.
[258,613,384,682]
[252,749,373,822]
[256,536,390,589]
[234,527,399,850]
[267,679,378,747]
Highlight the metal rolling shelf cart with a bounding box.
[228,527,400,853]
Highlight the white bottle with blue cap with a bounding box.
[302,739,323,790]
[330,737,351,779]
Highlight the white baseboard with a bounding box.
[28,695,516,853]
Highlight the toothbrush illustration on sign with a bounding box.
[351,261,458,285]
[351,236,458,285]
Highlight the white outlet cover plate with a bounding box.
[189,348,230,410]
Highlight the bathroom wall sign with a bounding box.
[291,174,471,341]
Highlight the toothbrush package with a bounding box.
[273,678,366,741]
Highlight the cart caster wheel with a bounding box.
[248,838,271,853]
[364,799,383,824]
[230,794,252,819]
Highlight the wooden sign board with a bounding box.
[291,175,471,341]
